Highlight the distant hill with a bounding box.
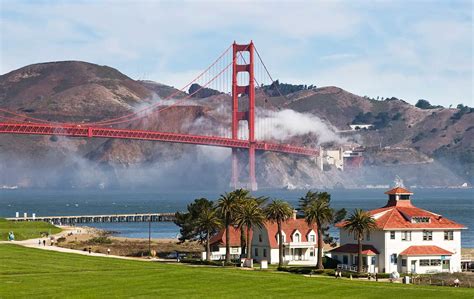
[0,61,472,189]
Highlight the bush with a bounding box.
[278,267,313,274]
[88,236,112,244]
[323,256,339,269]
[415,99,443,109]
[179,258,236,267]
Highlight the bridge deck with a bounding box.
[0,122,319,156]
[7,213,176,224]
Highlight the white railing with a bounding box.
[337,264,368,272]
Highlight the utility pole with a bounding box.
[148,216,151,257]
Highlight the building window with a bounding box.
[259,234,262,242]
[276,234,286,244]
[391,254,397,264]
[309,235,315,242]
[343,255,348,264]
[390,231,395,240]
[366,231,370,241]
[402,259,407,267]
[371,256,376,265]
[420,259,430,266]
[423,231,433,241]
[294,233,300,243]
[430,259,441,266]
[310,249,315,257]
[254,248,258,257]
[412,217,430,223]
[401,231,411,241]
[263,248,267,257]
[444,231,454,241]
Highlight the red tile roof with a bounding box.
[384,187,413,195]
[369,206,465,229]
[335,189,466,230]
[329,244,379,255]
[399,245,453,256]
[210,226,245,247]
[211,219,319,249]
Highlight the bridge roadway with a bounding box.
[6,213,176,225]
[0,122,320,156]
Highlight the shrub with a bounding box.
[88,236,112,244]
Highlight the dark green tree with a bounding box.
[299,191,346,269]
[343,209,377,273]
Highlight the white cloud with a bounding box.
[0,1,472,106]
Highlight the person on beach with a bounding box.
[107,248,111,255]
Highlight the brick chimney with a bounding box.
[292,209,297,220]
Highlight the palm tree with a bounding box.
[343,209,377,273]
[300,191,334,269]
[235,199,265,259]
[217,192,239,263]
[264,199,293,268]
[231,189,253,258]
[196,206,222,261]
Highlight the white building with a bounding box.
[203,211,320,266]
[329,187,466,274]
[201,226,242,261]
[349,124,374,131]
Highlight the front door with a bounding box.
[442,260,450,271]
[411,260,416,273]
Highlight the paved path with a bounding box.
[0,227,169,262]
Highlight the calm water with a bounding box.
[0,188,472,247]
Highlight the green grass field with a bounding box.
[0,218,61,241]
[1,244,473,298]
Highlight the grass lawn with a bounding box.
[0,218,61,241]
[1,245,473,298]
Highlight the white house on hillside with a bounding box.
[203,211,320,265]
[329,187,466,274]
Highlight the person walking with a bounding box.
[38,240,41,246]
[88,247,91,254]
[454,278,460,287]
[107,248,111,256]
[42,239,46,246]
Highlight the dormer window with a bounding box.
[294,232,300,243]
[412,217,430,223]
[309,234,315,242]
[276,233,286,244]
[400,195,410,200]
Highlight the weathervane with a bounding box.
[394,175,404,188]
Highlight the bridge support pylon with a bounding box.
[231,41,257,191]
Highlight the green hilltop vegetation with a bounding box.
[0,218,61,241]
[1,244,473,298]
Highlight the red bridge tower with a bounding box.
[231,41,257,191]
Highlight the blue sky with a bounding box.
[0,0,472,106]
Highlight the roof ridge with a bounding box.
[382,209,397,230]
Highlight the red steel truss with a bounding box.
[0,122,319,156]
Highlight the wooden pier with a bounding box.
[6,213,176,225]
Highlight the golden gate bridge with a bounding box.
[0,42,320,190]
